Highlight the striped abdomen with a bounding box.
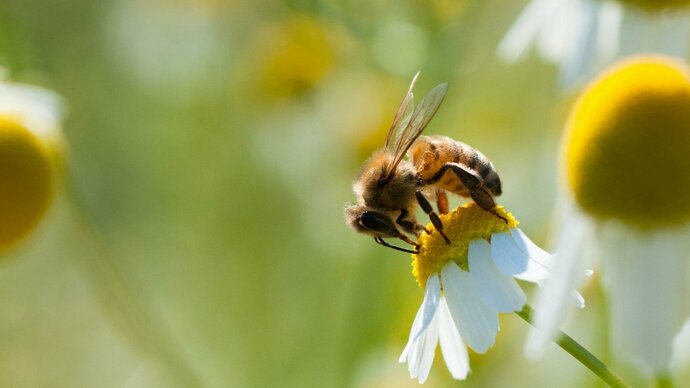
[410,135,502,197]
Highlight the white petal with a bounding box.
[417,274,441,339]
[441,262,499,354]
[537,0,579,62]
[437,298,470,380]
[469,239,526,313]
[407,308,440,383]
[595,0,622,61]
[572,290,586,309]
[557,0,599,86]
[601,228,690,370]
[616,6,646,58]
[525,205,592,357]
[497,0,561,62]
[491,229,552,282]
[399,275,441,362]
[491,232,528,275]
[399,305,423,362]
[671,318,690,370]
[0,82,64,138]
[399,319,417,362]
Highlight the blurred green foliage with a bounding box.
[1,0,687,387]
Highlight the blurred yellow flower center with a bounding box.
[615,0,690,11]
[0,117,54,252]
[565,56,690,229]
[256,15,336,100]
[412,203,517,287]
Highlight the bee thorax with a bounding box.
[361,163,418,210]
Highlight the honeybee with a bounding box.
[344,72,504,253]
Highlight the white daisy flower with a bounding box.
[398,203,559,382]
[499,0,690,86]
[0,78,65,252]
[0,80,64,140]
[527,56,690,379]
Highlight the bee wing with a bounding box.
[383,72,419,151]
[385,80,448,178]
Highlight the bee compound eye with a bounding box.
[360,212,396,236]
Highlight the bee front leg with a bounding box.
[374,237,419,254]
[396,209,427,237]
[415,190,450,244]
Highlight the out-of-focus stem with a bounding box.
[516,304,629,388]
[65,182,202,388]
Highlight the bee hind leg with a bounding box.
[490,209,509,224]
[415,190,451,244]
[431,163,508,224]
[468,188,508,224]
[436,189,449,215]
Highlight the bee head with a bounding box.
[344,205,400,237]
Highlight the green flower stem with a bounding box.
[516,304,630,388]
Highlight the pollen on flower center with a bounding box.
[412,203,518,287]
[614,0,690,11]
[565,56,690,229]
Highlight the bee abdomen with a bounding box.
[457,142,502,196]
[411,136,502,197]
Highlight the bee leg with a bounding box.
[411,225,428,238]
[374,237,419,254]
[470,190,508,223]
[395,209,428,237]
[400,234,420,247]
[468,188,509,223]
[415,190,451,244]
[436,189,449,215]
[431,163,508,224]
[489,208,509,223]
[396,209,416,234]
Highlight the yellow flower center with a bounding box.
[412,203,518,287]
[565,56,690,229]
[0,117,55,253]
[614,0,690,11]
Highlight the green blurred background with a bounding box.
[1,0,689,386]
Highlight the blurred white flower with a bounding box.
[499,0,690,86]
[0,79,65,252]
[527,56,690,377]
[0,81,64,141]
